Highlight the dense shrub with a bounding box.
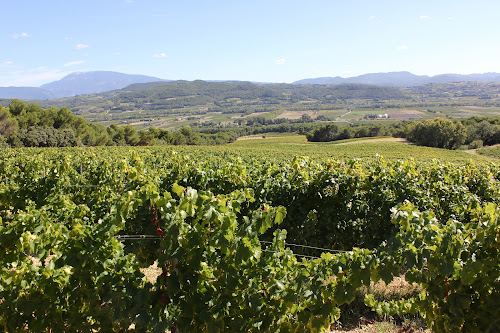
[405,118,467,149]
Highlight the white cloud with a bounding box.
[1,61,14,66]
[419,15,431,20]
[75,43,89,50]
[368,16,376,20]
[153,53,167,58]
[397,45,409,50]
[0,68,73,87]
[12,32,30,39]
[275,58,286,65]
[64,60,85,67]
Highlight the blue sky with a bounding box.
[1,0,500,86]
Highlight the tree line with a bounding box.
[0,100,236,148]
[306,116,500,150]
[4,99,500,150]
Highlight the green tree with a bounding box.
[123,125,140,146]
[172,130,187,145]
[306,124,339,142]
[54,107,74,128]
[0,106,18,137]
[406,118,466,149]
[107,124,126,145]
[8,99,26,116]
[81,123,109,146]
[137,130,156,146]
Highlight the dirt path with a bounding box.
[464,143,500,156]
[465,148,478,155]
[333,137,407,145]
[335,110,352,122]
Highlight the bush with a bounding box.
[406,118,467,149]
[468,139,484,149]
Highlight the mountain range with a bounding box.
[293,71,500,87]
[0,71,166,100]
[2,70,500,100]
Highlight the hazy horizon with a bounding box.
[6,69,500,89]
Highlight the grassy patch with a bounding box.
[229,135,495,164]
[335,276,429,332]
[329,319,430,333]
[477,146,500,158]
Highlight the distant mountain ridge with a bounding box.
[2,70,500,100]
[40,71,167,97]
[0,87,57,100]
[0,71,167,100]
[293,71,500,87]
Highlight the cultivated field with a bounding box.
[1,137,498,332]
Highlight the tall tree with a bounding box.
[0,106,18,137]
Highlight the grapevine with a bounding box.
[0,147,498,332]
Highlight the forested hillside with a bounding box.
[30,80,407,113]
[5,80,491,131]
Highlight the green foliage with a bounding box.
[0,147,498,332]
[8,99,27,116]
[98,80,409,111]
[462,117,500,146]
[477,145,500,158]
[0,105,18,137]
[0,100,237,147]
[306,124,393,142]
[2,100,110,147]
[468,139,483,149]
[367,202,500,332]
[7,126,79,147]
[306,116,500,150]
[406,118,467,149]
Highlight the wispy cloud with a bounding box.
[419,15,431,20]
[64,60,85,67]
[75,43,89,50]
[0,61,14,66]
[0,68,73,87]
[397,45,409,50]
[153,53,167,58]
[12,32,30,39]
[368,16,376,20]
[275,58,286,65]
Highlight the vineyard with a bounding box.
[0,145,499,332]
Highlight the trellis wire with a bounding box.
[114,235,348,260]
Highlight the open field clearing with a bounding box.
[477,145,500,158]
[386,110,423,119]
[230,135,495,164]
[275,110,317,119]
